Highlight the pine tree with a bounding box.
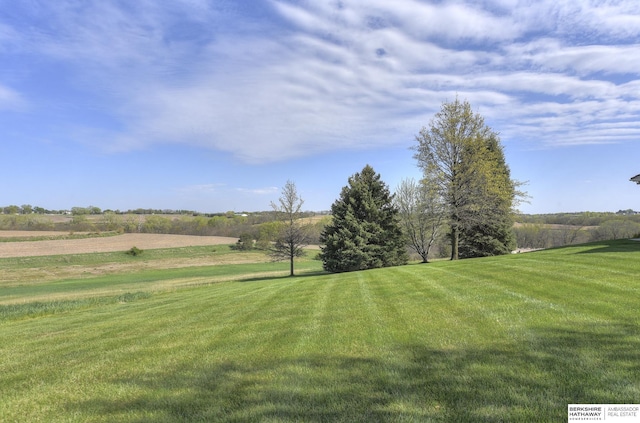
[319,165,408,273]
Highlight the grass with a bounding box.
[0,244,239,272]
[0,231,121,243]
[0,245,290,289]
[0,246,321,305]
[0,240,639,421]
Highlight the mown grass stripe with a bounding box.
[293,274,335,355]
[1,240,639,422]
[485,259,639,323]
[0,292,152,321]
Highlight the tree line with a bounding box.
[271,98,525,274]
[0,204,274,217]
[517,211,640,227]
[0,209,328,243]
[513,218,640,250]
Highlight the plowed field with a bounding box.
[0,233,237,258]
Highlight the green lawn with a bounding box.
[1,240,639,422]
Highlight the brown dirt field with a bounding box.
[0,230,85,238]
[0,233,238,258]
[513,222,598,230]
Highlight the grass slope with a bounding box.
[1,240,639,422]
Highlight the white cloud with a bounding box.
[0,22,20,49]
[177,183,226,195]
[0,85,26,111]
[510,41,640,75]
[3,0,640,162]
[237,187,279,195]
[374,0,522,41]
[559,1,640,40]
[177,183,278,200]
[490,97,640,148]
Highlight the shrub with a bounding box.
[232,233,254,250]
[126,246,143,256]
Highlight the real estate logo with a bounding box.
[568,404,640,422]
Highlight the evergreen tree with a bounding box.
[458,133,517,257]
[319,165,408,273]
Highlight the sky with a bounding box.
[1,0,639,214]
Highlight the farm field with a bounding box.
[1,240,639,422]
[0,233,238,258]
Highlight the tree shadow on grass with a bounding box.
[574,239,640,254]
[237,270,329,283]
[68,323,640,422]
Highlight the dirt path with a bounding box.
[0,233,238,258]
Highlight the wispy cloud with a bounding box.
[236,187,279,196]
[2,0,639,161]
[177,183,226,195]
[0,85,25,110]
[178,183,278,197]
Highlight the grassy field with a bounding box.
[1,240,639,422]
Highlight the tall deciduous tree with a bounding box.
[413,98,520,260]
[395,177,445,263]
[320,165,407,272]
[270,180,309,276]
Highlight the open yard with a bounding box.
[1,239,639,421]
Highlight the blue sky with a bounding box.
[1,0,639,214]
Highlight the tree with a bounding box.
[141,215,172,233]
[591,220,640,241]
[4,205,19,215]
[457,133,518,258]
[71,206,90,215]
[100,211,122,232]
[395,178,445,263]
[320,165,408,272]
[256,221,283,250]
[269,180,309,276]
[413,98,520,259]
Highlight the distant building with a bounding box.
[632,174,640,185]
